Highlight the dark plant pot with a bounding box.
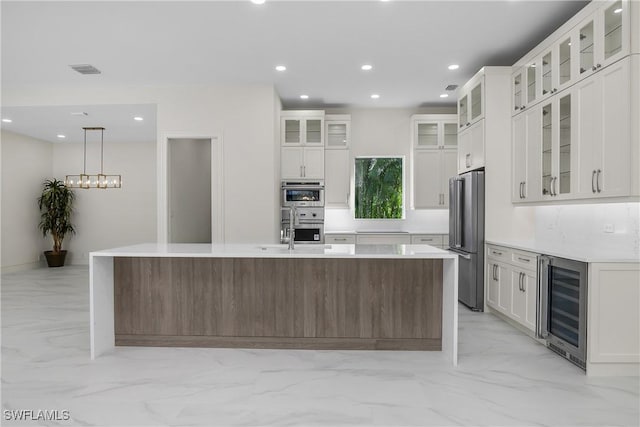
[44,250,67,268]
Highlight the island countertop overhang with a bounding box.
[90,243,458,260]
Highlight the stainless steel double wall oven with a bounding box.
[281,181,325,244]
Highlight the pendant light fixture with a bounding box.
[65,127,122,189]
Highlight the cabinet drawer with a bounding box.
[325,234,356,244]
[511,250,537,271]
[486,245,511,262]
[411,234,444,246]
[356,234,411,245]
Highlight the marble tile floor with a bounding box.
[1,266,638,427]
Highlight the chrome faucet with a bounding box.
[281,206,298,250]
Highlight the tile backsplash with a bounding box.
[324,208,449,233]
[535,203,640,258]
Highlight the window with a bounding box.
[354,157,404,219]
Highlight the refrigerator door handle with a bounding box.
[454,178,463,248]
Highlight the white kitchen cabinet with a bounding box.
[486,244,538,333]
[410,234,444,247]
[512,105,542,203]
[458,74,484,129]
[512,61,538,115]
[509,268,537,332]
[574,1,630,81]
[325,234,356,244]
[325,114,351,149]
[538,90,574,200]
[356,233,411,245]
[281,111,325,146]
[412,115,457,209]
[457,119,484,174]
[458,67,511,174]
[325,149,350,208]
[281,146,324,180]
[575,56,631,199]
[587,262,640,375]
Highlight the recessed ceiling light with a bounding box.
[251,0,266,4]
[2,118,12,123]
[439,94,449,98]
[448,64,459,70]
[371,94,380,99]
[361,64,373,71]
[275,65,287,72]
[57,134,66,139]
[300,94,309,99]
[614,8,622,13]
[134,116,144,121]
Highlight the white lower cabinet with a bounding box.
[356,234,411,245]
[486,244,538,333]
[325,234,356,244]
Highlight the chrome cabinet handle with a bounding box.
[592,170,596,193]
[300,165,303,177]
[522,182,526,199]
[492,250,502,256]
[335,238,347,242]
[518,257,530,263]
[596,63,602,69]
[592,65,597,71]
[597,169,602,193]
[465,153,471,168]
[492,264,497,281]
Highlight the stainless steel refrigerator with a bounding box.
[449,170,485,311]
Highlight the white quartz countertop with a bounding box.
[486,239,640,263]
[91,243,457,259]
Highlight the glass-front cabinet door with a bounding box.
[458,95,468,128]
[443,123,458,148]
[558,93,572,195]
[470,81,483,122]
[513,69,523,114]
[541,50,554,97]
[579,20,595,76]
[526,63,537,105]
[325,121,349,148]
[283,119,301,144]
[305,119,323,144]
[416,122,439,148]
[558,36,573,89]
[601,0,628,67]
[541,102,554,197]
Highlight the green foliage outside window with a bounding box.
[355,157,403,219]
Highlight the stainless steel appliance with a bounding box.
[538,255,588,370]
[281,181,325,207]
[448,170,485,311]
[281,207,324,244]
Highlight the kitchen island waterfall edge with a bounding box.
[89,243,458,365]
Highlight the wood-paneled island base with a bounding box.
[114,257,443,351]
[90,244,459,365]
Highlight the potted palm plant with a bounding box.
[38,179,75,267]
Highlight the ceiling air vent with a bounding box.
[445,84,458,91]
[69,64,101,75]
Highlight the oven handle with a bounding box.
[537,255,551,339]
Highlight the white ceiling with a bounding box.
[1,0,589,143]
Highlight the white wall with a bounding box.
[535,203,640,258]
[3,83,280,247]
[324,107,454,233]
[168,138,211,243]
[1,130,53,270]
[51,140,157,264]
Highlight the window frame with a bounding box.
[353,155,406,220]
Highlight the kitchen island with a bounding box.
[90,243,458,365]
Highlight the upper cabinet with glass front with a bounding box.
[512,0,632,115]
[575,1,630,80]
[281,110,325,146]
[412,115,458,150]
[458,71,484,129]
[324,114,350,149]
